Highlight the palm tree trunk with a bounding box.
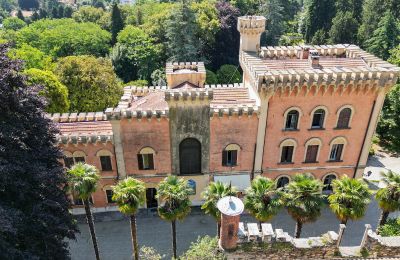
[130,214,139,260]
[217,221,221,238]
[172,220,177,259]
[341,219,348,225]
[377,210,390,232]
[84,198,100,260]
[295,220,302,238]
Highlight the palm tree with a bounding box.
[112,177,146,260]
[376,171,400,230]
[328,176,371,225]
[201,181,237,237]
[282,173,325,238]
[244,176,282,224]
[157,176,191,259]
[67,163,101,260]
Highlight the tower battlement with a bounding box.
[237,16,266,34]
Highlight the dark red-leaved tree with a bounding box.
[209,1,241,70]
[0,44,78,259]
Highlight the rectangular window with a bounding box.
[106,190,114,204]
[138,154,154,170]
[100,156,112,171]
[73,196,93,206]
[222,150,237,166]
[280,146,294,163]
[74,157,85,163]
[64,157,74,168]
[329,144,344,161]
[305,145,319,163]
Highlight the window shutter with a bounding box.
[306,145,318,162]
[287,146,293,162]
[148,154,154,170]
[336,144,344,160]
[137,154,144,170]
[338,108,351,128]
[231,150,237,166]
[222,151,227,166]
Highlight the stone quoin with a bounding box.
[49,15,400,213]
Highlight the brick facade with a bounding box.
[51,16,400,211]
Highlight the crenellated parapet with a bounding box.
[57,133,113,145]
[240,46,400,97]
[105,107,169,121]
[164,88,213,104]
[237,16,266,35]
[210,105,258,118]
[47,112,107,122]
[166,62,206,88]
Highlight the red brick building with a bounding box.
[50,16,400,213]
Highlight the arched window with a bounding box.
[285,110,300,130]
[222,144,240,167]
[311,109,325,129]
[337,107,352,128]
[138,147,155,170]
[323,174,337,192]
[276,176,290,188]
[329,137,347,162]
[179,138,201,175]
[64,151,86,168]
[96,149,113,171]
[304,138,322,163]
[279,139,297,163]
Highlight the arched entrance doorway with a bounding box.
[179,138,201,175]
[276,176,290,189]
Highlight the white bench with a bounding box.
[247,223,260,241]
[261,223,274,242]
[238,222,247,240]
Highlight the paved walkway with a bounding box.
[69,154,400,259]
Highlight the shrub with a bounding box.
[180,236,225,260]
[378,217,400,236]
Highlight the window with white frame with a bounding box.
[329,137,347,162]
[138,147,155,170]
[222,144,240,167]
[304,138,321,163]
[311,109,325,129]
[285,110,299,130]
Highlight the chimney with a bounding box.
[309,49,320,68]
[217,196,244,250]
[300,46,310,59]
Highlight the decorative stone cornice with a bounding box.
[210,105,258,118]
[47,112,106,122]
[58,134,113,145]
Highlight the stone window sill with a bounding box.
[302,161,319,164]
[278,162,294,165]
[327,160,343,163]
[308,128,325,131]
[334,127,351,130]
[282,129,300,132]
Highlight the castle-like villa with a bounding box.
[49,16,400,212]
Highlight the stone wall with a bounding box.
[363,229,400,258]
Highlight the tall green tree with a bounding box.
[283,173,325,238]
[112,177,146,260]
[328,176,371,225]
[0,43,77,259]
[358,0,392,46]
[334,0,363,22]
[365,11,400,60]
[111,2,124,45]
[111,26,160,82]
[329,11,359,44]
[244,176,282,224]
[2,17,25,30]
[165,0,200,62]
[16,19,111,58]
[67,163,101,260]
[24,68,70,113]
[157,176,191,259]
[56,55,123,112]
[376,171,400,230]
[201,181,237,237]
[8,44,53,70]
[259,0,284,45]
[377,47,400,152]
[304,0,336,43]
